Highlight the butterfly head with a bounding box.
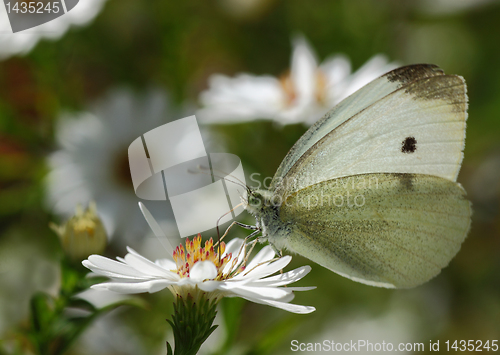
[243,188,275,217]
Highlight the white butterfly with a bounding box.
[243,64,471,289]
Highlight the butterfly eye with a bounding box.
[248,193,262,208]
[401,136,417,153]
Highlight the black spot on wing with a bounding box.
[401,137,417,153]
[391,173,415,190]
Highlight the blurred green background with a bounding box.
[0,0,499,354]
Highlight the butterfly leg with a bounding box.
[239,229,262,270]
[268,243,283,258]
[235,222,259,230]
[219,221,258,243]
[244,228,261,242]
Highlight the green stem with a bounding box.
[166,291,219,355]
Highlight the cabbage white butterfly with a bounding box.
[244,64,471,288]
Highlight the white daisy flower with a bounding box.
[197,36,398,125]
[45,88,185,246]
[0,0,108,59]
[83,235,316,314]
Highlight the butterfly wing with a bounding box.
[271,65,467,199]
[278,173,471,288]
[272,64,445,185]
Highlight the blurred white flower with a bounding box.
[0,0,108,59]
[46,89,185,246]
[304,304,419,354]
[218,0,275,19]
[73,308,144,355]
[197,36,398,125]
[418,0,500,15]
[296,286,449,354]
[83,235,316,314]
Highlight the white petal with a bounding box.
[239,291,296,304]
[320,54,352,88]
[176,277,196,287]
[91,279,171,294]
[238,255,292,281]
[124,248,178,280]
[197,74,284,123]
[247,266,312,286]
[155,258,177,270]
[84,255,147,278]
[327,54,397,105]
[220,284,292,300]
[244,245,276,271]
[258,299,316,314]
[234,294,315,314]
[290,36,318,105]
[222,238,245,257]
[197,280,222,292]
[81,265,151,281]
[190,261,217,282]
[222,238,245,274]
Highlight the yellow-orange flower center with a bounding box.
[172,234,233,279]
[279,70,328,107]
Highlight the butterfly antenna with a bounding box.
[188,165,249,191]
[210,166,248,189]
[214,166,252,195]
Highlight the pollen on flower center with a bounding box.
[279,70,328,107]
[279,71,297,107]
[172,234,233,279]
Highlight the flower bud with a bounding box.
[51,202,107,261]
